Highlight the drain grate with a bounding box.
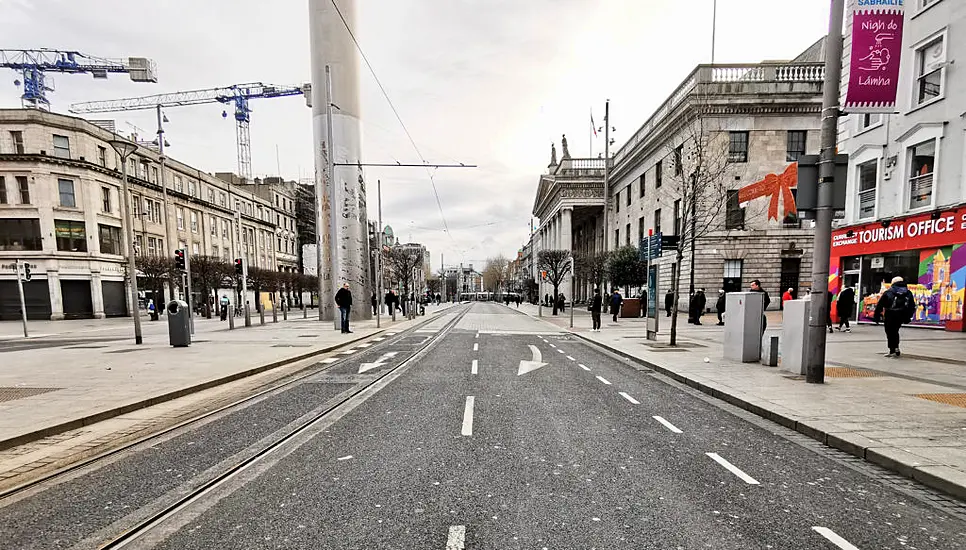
[824,367,881,378]
[916,393,966,409]
[0,387,61,403]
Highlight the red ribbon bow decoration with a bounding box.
[737,163,798,221]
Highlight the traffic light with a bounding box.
[175,249,185,271]
[22,262,31,281]
[234,258,243,275]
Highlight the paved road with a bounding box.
[1,303,964,549]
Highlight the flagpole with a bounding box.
[589,108,594,158]
[711,0,718,64]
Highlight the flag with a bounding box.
[591,110,597,137]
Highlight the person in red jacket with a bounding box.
[781,288,794,310]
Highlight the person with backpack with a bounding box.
[873,276,917,358]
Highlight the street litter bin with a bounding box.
[167,300,191,347]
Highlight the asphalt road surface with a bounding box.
[2,303,965,549]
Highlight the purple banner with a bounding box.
[845,7,905,113]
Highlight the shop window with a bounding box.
[98,224,122,255]
[53,134,70,159]
[915,34,945,107]
[725,190,745,229]
[786,131,806,162]
[908,140,935,210]
[857,160,878,220]
[0,219,43,251]
[55,220,87,252]
[58,179,76,207]
[728,131,749,163]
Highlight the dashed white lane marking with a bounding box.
[320,358,339,364]
[337,455,353,461]
[566,356,575,361]
[471,360,478,375]
[548,343,556,348]
[357,343,372,348]
[619,392,640,405]
[811,527,860,550]
[578,364,590,371]
[373,337,386,342]
[461,397,475,436]
[652,416,683,433]
[386,332,398,335]
[473,343,479,352]
[340,348,357,354]
[557,349,565,354]
[706,452,760,485]
[446,525,466,549]
[595,376,611,385]
[475,332,479,339]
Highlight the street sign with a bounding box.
[639,234,663,261]
[660,234,680,251]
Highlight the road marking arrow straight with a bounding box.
[518,344,548,376]
[359,351,400,373]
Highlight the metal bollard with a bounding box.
[228,307,235,330]
[283,301,288,321]
[244,303,252,327]
[272,301,278,323]
[761,335,780,367]
[260,306,265,325]
[303,305,307,319]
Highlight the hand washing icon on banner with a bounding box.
[857,33,894,72]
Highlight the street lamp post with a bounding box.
[109,139,143,345]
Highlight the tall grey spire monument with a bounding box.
[309,0,372,322]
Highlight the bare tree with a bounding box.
[482,255,510,294]
[537,249,572,315]
[574,250,610,295]
[190,256,232,318]
[247,267,278,313]
[136,255,176,316]
[386,247,422,300]
[664,106,735,346]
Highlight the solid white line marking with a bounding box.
[471,359,478,375]
[473,343,479,351]
[566,355,575,361]
[578,364,590,371]
[596,376,611,385]
[619,392,640,405]
[811,527,860,550]
[446,525,466,549]
[337,455,353,461]
[461,397,475,436]
[652,415,683,433]
[320,358,339,364]
[706,452,760,485]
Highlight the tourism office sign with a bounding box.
[844,0,905,113]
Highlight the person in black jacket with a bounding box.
[335,283,352,333]
[750,279,770,334]
[590,288,603,331]
[716,289,726,326]
[874,276,916,357]
[665,290,674,318]
[690,289,707,325]
[836,286,856,332]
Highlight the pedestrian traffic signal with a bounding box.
[234,258,243,275]
[22,262,31,281]
[175,249,185,270]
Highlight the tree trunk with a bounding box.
[552,283,559,315]
[670,249,685,346]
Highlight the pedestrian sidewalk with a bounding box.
[517,302,966,500]
[0,304,456,451]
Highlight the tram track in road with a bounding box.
[93,305,471,550]
[0,306,467,508]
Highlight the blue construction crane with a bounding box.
[0,49,157,109]
[69,82,311,179]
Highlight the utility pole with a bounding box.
[376,179,382,328]
[109,139,143,345]
[805,0,845,385]
[602,100,611,257]
[688,171,698,298]
[236,210,251,327]
[185,250,194,334]
[156,105,175,303]
[325,64,340,331]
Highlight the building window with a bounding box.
[175,176,184,193]
[638,217,646,245]
[857,160,878,220]
[0,219,43,251]
[654,208,661,236]
[147,236,158,256]
[783,189,801,228]
[98,146,107,167]
[210,215,218,236]
[207,188,215,203]
[10,131,24,154]
[177,207,185,230]
[58,179,76,207]
[222,220,229,238]
[190,210,199,233]
[786,131,806,162]
[55,219,87,252]
[639,173,646,197]
[615,191,620,214]
[724,259,743,293]
[858,113,882,132]
[0,176,6,204]
[915,35,945,106]
[655,160,663,188]
[673,199,681,236]
[188,181,196,197]
[220,192,227,207]
[212,245,219,259]
[614,228,619,249]
[151,200,162,224]
[728,131,749,163]
[151,167,158,183]
[17,176,29,204]
[626,186,631,207]
[909,140,936,210]
[53,134,70,159]
[625,223,631,246]
[98,224,122,255]
[726,190,745,229]
[674,145,683,176]
[102,187,111,213]
[192,242,200,255]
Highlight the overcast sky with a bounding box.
[0,0,830,269]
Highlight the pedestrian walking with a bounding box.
[147,299,157,321]
[335,282,353,334]
[384,290,396,321]
[781,288,794,310]
[220,295,229,321]
[590,287,603,331]
[836,286,856,332]
[665,289,674,318]
[544,293,550,307]
[826,291,835,334]
[874,276,917,358]
[557,293,566,313]
[715,289,726,326]
[689,289,707,325]
[371,292,378,316]
[749,279,770,334]
[610,289,623,323]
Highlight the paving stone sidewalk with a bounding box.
[0,304,456,450]
[518,302,966,500]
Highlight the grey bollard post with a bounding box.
[303,305,307,319]
[259,305,265,325]
[272,301,278,323]
[228,304,235,330]
[761,335,779,367]
[781,299,810,375]
[283,301,288,321]
[244,302,252,327]
[723,292,764,363]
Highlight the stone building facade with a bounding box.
[0,109,292,320]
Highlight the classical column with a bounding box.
[48,269,64,321]
[561,207,573,300]
[91,270,106,319]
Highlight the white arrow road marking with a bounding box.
[461,397,475,436]
[706,453,760,485]
[578,364,590,371]
[359,352,400,374]
[446,525,466,549]
[653,416,683,433]
[471,359,478,375]
[811,527,860,550]
[518,345,548,376]
[619,392,640,405]
[596,376,611,385]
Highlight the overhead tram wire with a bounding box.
[329,0,455,242]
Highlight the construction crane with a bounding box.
[0,49,157,110]
[69,82,312,180]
